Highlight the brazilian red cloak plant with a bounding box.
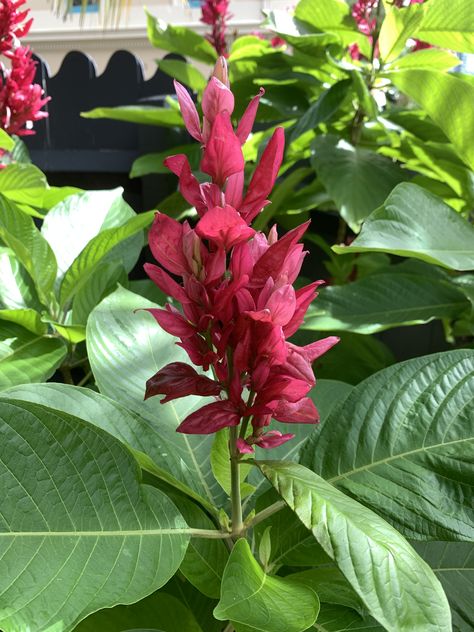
[200,0,231,57]
[143,57,338,456]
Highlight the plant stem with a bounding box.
[77,371,92,388]
[60,364,74,385]
[186,528,234,540]
[249,500,286,528]
[223,623,235,632]
[229,425,244,538]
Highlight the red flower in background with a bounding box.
[0,0,49,139]
[143,58,338,453]
[0,0,32,54]
[200,0,231,57]
[0,45,49,136]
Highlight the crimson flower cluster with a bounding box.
[350,0,429,60]
[200,0,231,57]
[0,0,48,137]
[143,59,338,453]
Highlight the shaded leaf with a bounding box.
[82,106,184,127]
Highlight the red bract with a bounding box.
[143,57,339,452]
[0,0,32,54]
[0,45,49,136]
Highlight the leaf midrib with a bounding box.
[328,436,471,483]
[0,528,190,537]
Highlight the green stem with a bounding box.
[249,500,286,528]
[229,425,244,538]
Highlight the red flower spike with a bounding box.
[236,88,265,145]
[196,204,255,251]
[177,400,241,434]
[145,361,222,403]
[144,263,190,305]
[202,77,234,127]
[164,154,207,216]
[148,213,189,276]
[146,306,196,338]
[200,111,244,187]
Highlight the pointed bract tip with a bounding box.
[212,56,229,87]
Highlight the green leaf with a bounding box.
[290,79,351,143]
[294,0,370,54]
[2,382,211,510]
[0,322,66,390]
[263,10,341,57]
[58,211,153,308]
[333,183,474,270]
[388,69,474,170]
[0,308,46,335]
[389,47,460,71]
[0,398,190,632]
[130,144,200,178]
[174,496,228,599]
[86,286,226,511]
[72,261,127,326]
[75,590,204,632]
[0,195,57,304]
[41,188,136,285]
[0,163,48,208]
[147,11,217,63]
[82,106,184,127]
[413,541,474,631]
[309,603,384,631]
[301,349,474,540]
[211,429,254,499]
[0,247,41,310]
[48,320,87,343]
[288,568,363,614]
[259,461,451,632]
[157,59,207,92]
[416,0,474,53]
[311,136,407,231]
[379,3,424,63]
[0,128,14,151]
[214,538,319,632]
[302,261,470,333]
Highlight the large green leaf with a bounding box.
[82,106,184,127]
[0,322,66,390]
[333,183,474,270]
[0,398,190,632]
[157,59,207,92]
[379,3,424,62]
[2,382,213,509]
[389,69,474,171]
[302,261,470,333]
[263,10,341,57]
[58,211,153,308]
[389,47,460,71]
[259,461,451,632]
[130,144,200,178]
[301,349,474,540]
[416,0,474,53]
[146,11,217,63]
[311,136,407,231]
[86,286,226,510]
[0,307,46,335]
[0,246,41,310]
[41,188,135,286]
[0,129,14,151]
[0,163,48,208]
[72,261,127,326]
[413,541,474,631]
[75,590,203,632]
[0,195,57,304]
[214,538,319,632]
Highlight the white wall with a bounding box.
[25,0,289,77]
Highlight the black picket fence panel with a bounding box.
[25,50,187,174]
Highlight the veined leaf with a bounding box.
[41,188,135,286]
[130,144,200,178]
[413,541,474,631]
[58,211,153,308]
[311,135,407,231]
[309,603,384,631]
[333,183,474,271]
[388,69,474,171]
[416,0,474,53]
[301,349,474,541]
[82,106,184,127]
[86,286,226,511]
[0,128,14,151]
[302,261,470,333]
[389,48,460,71]
[0,195,57,304]
[263,10,341,57]
[0,399,190,632]
[259,461,451,632]
[0,247,41,310]
[72,261,127,326]
[0,163,48,208]
[379,3,424,62]
[0,322,66,390]
[0,308,46,335]
[214,538,319,632]
[146,11,217,64]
